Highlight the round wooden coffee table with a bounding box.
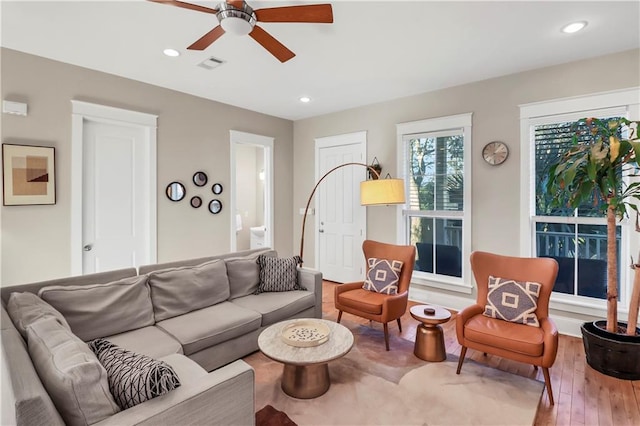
[410,304,451,362]
[258,318,354,399]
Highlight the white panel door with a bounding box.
[83,121,150,273]
[317,141,366,283]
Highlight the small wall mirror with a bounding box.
[166,182,185,202]
[190,196,202,208]
[209,199,222,214]
[212,183,223,195]
[193,171,208,187]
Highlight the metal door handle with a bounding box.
[83,244,93,252]
[319,229,324,233]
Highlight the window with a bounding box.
[520,88,640,310]
[534,117,622,300]
[397,114,472,292]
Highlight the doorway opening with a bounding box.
[230,131,274,251]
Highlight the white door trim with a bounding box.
[229,130,274,251]
[70,100,157,275]
[314,130,367,271]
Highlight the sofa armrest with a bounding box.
[93,360,255,426]
[298,266,323,319]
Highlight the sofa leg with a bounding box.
[456,346,467,374]
[337,311,342,323]
[383,323,390,351]
[396,318,402,333]
[542,367,554,405]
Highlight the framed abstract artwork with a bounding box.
[2,144,56,205]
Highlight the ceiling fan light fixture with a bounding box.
[217,1,256,36]
[221,17,253,35]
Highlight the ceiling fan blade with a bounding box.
[148,0,219,15]
[249,26,295,63]
[187,26,225,50]
[255,4,333,23]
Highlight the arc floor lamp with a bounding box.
[299,162,406,263]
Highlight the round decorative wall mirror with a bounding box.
[212,183,223,195]
[209,199,222,214]
[193,171,208,187]
[190,196,202,208]
[166,182,185,202]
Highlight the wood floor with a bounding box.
[322,281,640,426]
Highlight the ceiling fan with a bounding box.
[150,0,333,63]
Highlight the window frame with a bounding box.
[519,88,640,315]
[396,113,473,294]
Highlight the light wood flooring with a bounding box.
[322,281,640,426]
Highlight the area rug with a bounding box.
[256,404,298,426]
[244,321,544,426]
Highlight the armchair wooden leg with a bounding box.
[542,367,554,405]
[396,318,402,332]
[383,323,390,351]
[456,346,467,374]
[337,311,342,323]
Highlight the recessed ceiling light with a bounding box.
[163,48,180,57]
[299,96,311,103]
[561,21,587,34]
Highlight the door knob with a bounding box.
[83,244,93,252]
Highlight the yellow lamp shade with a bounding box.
[360,179,405,205]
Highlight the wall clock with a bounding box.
[482,141,509,166]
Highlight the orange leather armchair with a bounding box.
[335,240,416,350]
[456,251,559,404]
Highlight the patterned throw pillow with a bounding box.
[89,339,181,410]
[254,255,305,294]
[483,276,541,327]
[362,258,404,295]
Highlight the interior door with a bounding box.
[82,120,151,273]
[317,138,366,282]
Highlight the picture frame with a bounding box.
[2,143,56,206]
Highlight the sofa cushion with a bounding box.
[255,255,304,294]
[7,292,70,339]
[26,318,120,426]
[158,354,208,384]
[38,275,154,341]
[147,259,231,322]
[89,339,181,410]
[231,291,316,326]
[225,250,276,300]
[102,326,183,359]
[156,302,261,356]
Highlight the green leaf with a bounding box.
[587,159,597,181]
[629,140,640,167]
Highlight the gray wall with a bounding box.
[293,49,640,271]
[1,48,294,286]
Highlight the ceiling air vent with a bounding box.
[198,56,225,70]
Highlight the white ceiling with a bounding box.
[2,1,639,120]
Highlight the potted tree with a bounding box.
[546,116,640,380]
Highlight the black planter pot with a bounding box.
[581,321,640,380]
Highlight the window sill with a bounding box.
[410,274,473,295]
[550,293,629,318]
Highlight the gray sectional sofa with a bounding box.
[0,247,322,426]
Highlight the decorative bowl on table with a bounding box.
[280,319,331,347]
